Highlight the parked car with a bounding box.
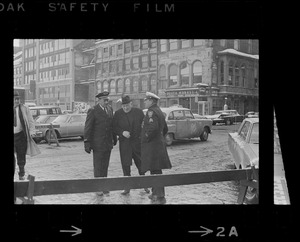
[245,111,259,118]
[205,110,244,125]
[29,105,62,120]
[35,114,87,143]
[144,107,213,146]
[228,117,259,204]
[32,114,60,143]
[228,117,259,169]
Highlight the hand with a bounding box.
[84,141,91,154]
[122,131,130,138]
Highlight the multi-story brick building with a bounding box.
[76,39,258,114]
[16,39,258,114]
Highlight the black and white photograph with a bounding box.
[3,0,295,241]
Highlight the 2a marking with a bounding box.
[216,226,238,237]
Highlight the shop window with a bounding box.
[169,64,178,87]
[192,61,202,84]
[180,61,189,86]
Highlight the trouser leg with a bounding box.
[93,149,111,178]
[132,150,145,175]
[121,164,131,176]
[150,170,165,198]
[14,132,27,177]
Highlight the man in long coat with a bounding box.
[141,92,172,202]
[113,95,150,195]
[83,91,117,196]
[14,91,41,180]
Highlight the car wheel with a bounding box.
[200,127,209,141]
[165,133,174,146]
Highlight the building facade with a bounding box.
[76,39,259,114]
[15,39,259,115]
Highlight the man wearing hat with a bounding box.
[14,90,40,180]
[83,91,117,196]
[113,95,150,195]
[141,92,172,202]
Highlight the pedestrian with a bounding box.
[141,92,172,202]
[14,90,41,180]
[113,95,150,195]
[83,91,118,196]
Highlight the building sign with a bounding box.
[166,86,219,97]
[166,89,198,96]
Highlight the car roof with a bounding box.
[160,107,190,112]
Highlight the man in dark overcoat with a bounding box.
[113,95,150,195]
[141,92,172,202]
[83,91,117,196]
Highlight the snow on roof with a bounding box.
[218,48,259,60]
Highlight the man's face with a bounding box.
[98,98,109,107]
[14,96,20,107]
[144,99,152,109]
[122,102,132,113]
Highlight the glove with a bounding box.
[84,141,91,154]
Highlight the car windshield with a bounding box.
[52,115,69,123]
[250,123,259,144]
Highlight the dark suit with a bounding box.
[84,104,116,178]
[113,107,145,176]
[141,103,172,198]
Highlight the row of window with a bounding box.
[39,67,70,82]
[39,51,71,69]
[38,85,71,98]
[218,39,258,54]
[97,76,157,94]
[14,66,22,75]
[14,78,22,86]
[39,39,71,55]
[24,74,36,85]
[96,39,206,59]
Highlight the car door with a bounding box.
[173,110,188,139]
[184,110,200,138]
[235,121,251,168]
[67,115,83,137]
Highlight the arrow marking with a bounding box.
[60,225,82,236]
[188,226,214,236]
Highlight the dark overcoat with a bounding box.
[84,104,116,151]
[141,103,172,173]
[113,107,144,166]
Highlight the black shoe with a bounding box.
[121,190,130,195]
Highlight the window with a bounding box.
[103,47,109,58]
[125,41,131,54]
[150,54,157,67]
[173,110,185,120]
[141,55,148,68]
[117,79,124,93]
[169,64,178,87]
[141,39,149,50]
[220,61,224,85]
[132,57,139,70]
[133,77,139,92]
[248,39,253,53]
[109,46,115,56]
[159,65,167,89]
[160,39,167,52]
[141,77,148,92]
[239,121,250,141]
[132,39,139,52]
[110,80,116,93]
[234,39,239,50]
[181,39,190,48]
[169,39,178,50]
[192,61,202,84]
[228,61,234,85]
[125,78,131,93]
[241,64,246,87]
[150,75,157,92]
[150,39,157,48]
[109,61,116,73]
[117,59,123,73]
[235,65,240,86]
[70,116,83,123]
[180,62,189,86]
[103,80,109,91]
[254,68,258,88]
[227,39,234,48]
[103,62,108,73]
[184,110,194,119]
[194,39,204,46]
[125,58,131,71]
[117,44,123,56]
